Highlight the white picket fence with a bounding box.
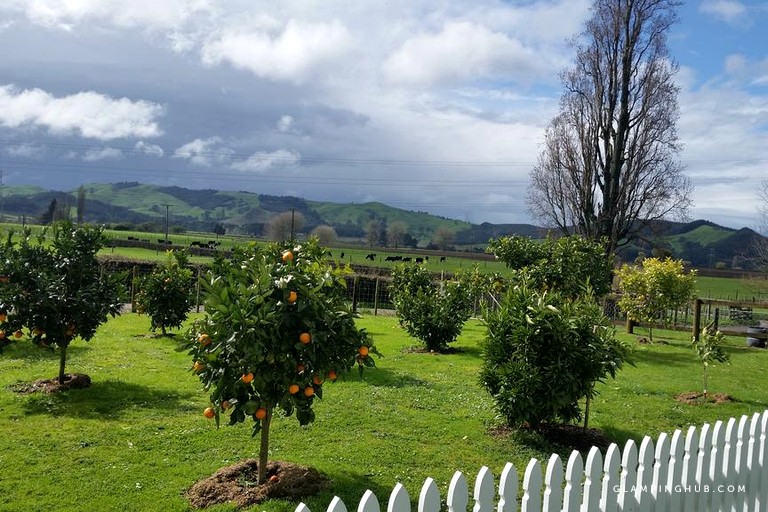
[296,411,768,512]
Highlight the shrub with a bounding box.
[186,238,377,484]
[136,251,194,335]
[0,222,124,383]
[390,264,474,352]
[480,283,629,428]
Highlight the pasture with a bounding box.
[0,313,766,511]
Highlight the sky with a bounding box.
[0,0,766,230]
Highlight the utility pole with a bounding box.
[0,169,4,223]
[163,204,171,243]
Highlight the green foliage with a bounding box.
[692,327,730,397]
[135,251,194,335]
[390,264,474,352]
[480,283,630,428]
[487,234,613,297]
[0,222,124,381]
[186,238,377,483]
[617,258,696,341]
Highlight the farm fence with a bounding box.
[297,411,768,512]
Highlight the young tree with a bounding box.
[691,327,730,399]
[616,257,696,342]
[480,284,629,428]
[187,239,377,485]
[136,251,194,335]
[527,0,691,255]
[0,222,124,384]
[389,264,474,352]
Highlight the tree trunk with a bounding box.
[257,410,272,485]
[58,343,68,385]
[583,390,591,429]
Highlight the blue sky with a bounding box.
[0,0,766,230]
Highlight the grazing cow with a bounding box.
[415,257,424,264]
[340,252,345,259]
[402,257,412,262]
[366,253,376,261]
[384,256,398,262]
[440,256,446,262]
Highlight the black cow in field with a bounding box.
[440,256,447,263]
[384,255,402,262]
[402,257,412,262]
[366,253,377,261]
[415,257,424,264]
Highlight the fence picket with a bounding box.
[521,459,542,512]
[600,444,620,512]
[474,466,495,512]
[617,439,638,512]
[418,478,439,512]
[295,411,768,512]
[447,471,468,512]
[497,462,518,512]
[562,451,583,512]
[360,490,381,512]
[543,454,563,512]
[388,483,410,512]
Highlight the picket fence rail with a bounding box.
[296,410,768,512]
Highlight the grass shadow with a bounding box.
[630,346,696,366]
[20,378,194,419]
[3,342,90,362]
[295,469,401,512]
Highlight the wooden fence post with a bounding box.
[692,298,702,342]
[373,277,379,316]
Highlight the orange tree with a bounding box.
[0,222,124,383]
[136,250,194,335]
[186,238,377,484]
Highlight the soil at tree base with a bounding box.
[675,392,734,405]
[11,373,92,394]
[186,459,330,509]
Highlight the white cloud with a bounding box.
[4,143,45,158]
[231,149,300,172]
[83,147,122,161]
[135,141,164,157]
[201,19,352,83]
[383,21,544,87]
[172,136,232,166]
[276,115,294,133]
[0,85,164,140]
[700,0,748,24]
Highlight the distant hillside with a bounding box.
[0,182,765,269]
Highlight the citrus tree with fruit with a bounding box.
[0,222,124,384]
[136,250,194,335]
[187,238,377,484]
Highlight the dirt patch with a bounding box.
[675,391,734,405]
[186,459,330,509]
[489,423,613,453]
[12,373,92,394]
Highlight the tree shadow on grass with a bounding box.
[20,379,194,420]
[292,469,398,512]
[4,342,90,362]
[355,366,431,388]
[630,346,695,367]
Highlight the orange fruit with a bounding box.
[14,330,23,339]
[358,346,369,357]
[313,375,323,385]
[254,408,267,420]
[304,386,315,397]
[241,372,254,384]
[198,333,212,346]
[288,384,300,394]
[0,331,5,340]
[0,313,6,322]
[299,332,311,344]
[203,407,215,419]
[269,475,280,483]
[193,361,206,372]
[281,250,294,263]
[328,370,337,381]
[296,364,305,373]
[32,327,43,337]
[287,290,298,304]
[221,400,231,410]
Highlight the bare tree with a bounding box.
[433,228,455,251]
[309,224,337,246]
[264,210,305,242]
[364,219,383,248]
[387,220,408,249]
[527,0,692,256]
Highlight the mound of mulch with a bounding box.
[675,392,734,405]
[186,459,330,509]
[12,373,92,394]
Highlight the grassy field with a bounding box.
[0,313,766,511]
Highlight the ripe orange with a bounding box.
[14,330,23,339]
[32,327,43,337]
[193,361,206,372]
[0,331,5,340]
[269,475,280,483]
[241,372,254,384]
[281,250,294,263]
[287,290,298,304]
[328,370,337,381]
[254,407,267,420]
[198,333,212,346]
[304,386,315,397]
[358,346,369,357]
[299,332,311,344]
[0,313,6,322]
[313,375,323,385]
[288,384,300,394]
[296,364,305,373]
[203,407,215,419]
[221,400,231,410]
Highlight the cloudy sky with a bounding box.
[0,0,766,229]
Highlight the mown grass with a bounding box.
[0,313,766,511]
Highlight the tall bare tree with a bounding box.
[527,0,692,256]
[387,220,408,249]
[264,210,305,242]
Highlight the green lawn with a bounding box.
[0,313,766,511]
